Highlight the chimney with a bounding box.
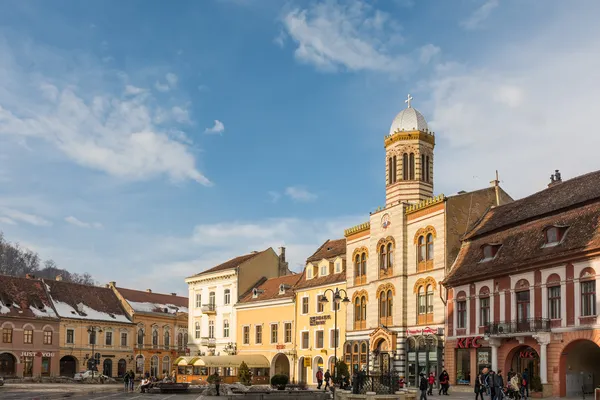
[55,274,63,281]
[548,169,563,187]
[489,170,500,206]
[109,281,116,287]
[278,246,289,277]
[279,247,286,262]
[171,293,177,296]
[146,289,152,293]
[25,273,35,280]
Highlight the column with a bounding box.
[574,278,581,326]
[453,300,458,335]
[499,291,505,322]
[488,338,501,372]
[534,333,551,384]
[510,290,516,322]
[541,284,547,319]
[475,296,481,330]
[560,283,567,327]
[466,297,471,335]
[529,287,535,330]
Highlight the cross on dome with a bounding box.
[405,94,413,108]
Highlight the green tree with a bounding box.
[335,360,350,384]
[237,361,252,386]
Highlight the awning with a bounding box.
[200,355,270,368]
[174,357,197,366]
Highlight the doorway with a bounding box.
[0,353,17,377]
[510,346,539,382]
[561,339,600,396]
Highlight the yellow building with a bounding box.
[44,279,135,378]
[235,274,301,384]
[294,239,348,385]
[110,283,189,379]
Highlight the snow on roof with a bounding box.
[128,301,188,315]
[51,299,131,323]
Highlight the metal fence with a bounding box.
[352,373,400,394]
[484,318,550,335]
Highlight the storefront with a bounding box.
[446,336,491,387]
[406,331,444,388]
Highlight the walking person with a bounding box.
[129,370,135,391]
[420,373,429,400]
[316,368,324,389]
[428,372,435,395]
[324,369,331,391]
[123,370,130,392]
[487,370,497,400]
[475,370,485,400]
[212,371,221,396]
[520,369,529,400]
[439,370,449,395]
[495,370,505,400]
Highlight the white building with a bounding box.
[185,248,289,358]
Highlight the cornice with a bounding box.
[384,130,435,148]
[344,222,370,237]
[405,194,446,215]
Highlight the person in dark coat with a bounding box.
[475,371,485,400]
[420,374,429,400]
[439,370,449,395]
[495,370,505,400]
[324,369,331,390]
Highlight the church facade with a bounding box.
[342,96,513,387]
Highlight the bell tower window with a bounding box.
[409,153,415,180]
[388,157,392,185]
[403,153,408,180]
[426,155,430,182]
[392,155,397,182]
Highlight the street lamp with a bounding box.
[319,288,350,385]
[87,326,103,378]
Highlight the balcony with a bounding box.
[200,337,216,347]
[201,304,216,314]
[484,319,551,336]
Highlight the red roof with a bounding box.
[188,249,269,278]
[0,275,58,319]
[238,274,302,304]
[306,239,346,263]
[116,286,188,313]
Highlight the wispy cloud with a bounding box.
[0,208,51,227]
[64,216,103,229]
[0,216,16,225]
[204,120,225,135]
[460,0,499,30]
[155,72,178,92]
[124,85,146,95]
[419,44,441,65]
[0,39,210,186]
[281,0,411,73]
[285,186,317,202]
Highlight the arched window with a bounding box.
[421,154,425,181]
[224,289,231,305]
[354,298,361,326]
[183,333,188,346]
[150,355,158,377]
[418,236,426,262]
[417,283,435,324]
[379,290,387,319]
[426,155,430,182]
[177,332,183,349]
[137,329,144,345]
[403,153,408,180]
[361,253,367,277]
[354,254,360,278]
[354,250,367,285]
[388,157,393,185]
[162,356,170,377]
[426,233,434,260]
[379,245,387,270]
[392,155,397,182]
[387,289,393,321]
[209,291,215,305]
[418,287,426,316]
[409,153,415,180]
[208,320,215,338]
[195,322,201,339]
[223,319,230,338]
[164,330,170,349]
[152,329,159,348]
[387,242,393,269]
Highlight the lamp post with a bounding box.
[87,326,103,378]
[319,288,350,385]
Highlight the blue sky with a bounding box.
[1,0,599,294]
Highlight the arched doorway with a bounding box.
[0,353,17,377]
[271,353,290,377]
[60,356,77,377]
[150,355,159,377]
[560,339,600,396]
[117,359,127,377]
[135,355,144,375]
[374,338,391,374]
[313,356,323,383]
[509,346,539,384]
[103,359,112,377]
[298,357,307,383]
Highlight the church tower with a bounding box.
[385,95,435,205]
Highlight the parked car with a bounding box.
[74,370,109,381]
[0,376,4,386]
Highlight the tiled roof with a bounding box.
[45,279,131,323]
[0,275,58,319]
[188,249,269,278]
[238,274,302,304]
[445,171,600,287]
[294,269,346,290]
[306,239,346,263]
[116,287,188,314]
[464,170,600,239]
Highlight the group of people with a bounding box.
[122,370,178,393]
[419,370,450,400]
[475,368,529,400]
[315,368,333,390]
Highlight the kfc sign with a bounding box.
[455,336,483,349]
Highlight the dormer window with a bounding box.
[252,288,259,298]
[307,269,313,279]
[481,244,501,262]
[544,226,568,246]
[335,262,341,273]
[320,265,328,276]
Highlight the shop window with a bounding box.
[548,286,561,319]
[455,349,470,385]
[581,280,596,317]
[457,300,467,329]
[41,356,51,376]
[23,356,33,377]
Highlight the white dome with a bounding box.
[389,107,428,135]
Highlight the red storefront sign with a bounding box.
[519,350,536,358]
[276,345,285,350]
[455,336,483,349]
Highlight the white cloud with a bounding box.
[0,216,16,225]
[419,44,441,65]
[204,120,225,134]
[154,81,170,92]
[171,106,191,124]
[460,0,499,30]
[124,85,146,95]
[0,39,210,186]
[64,216,103,229]
[273,31,287,48]
[0,208,51,227]
[281,0,411,73]
[428,4,600,198]
[285,186,317,202]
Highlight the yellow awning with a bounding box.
[199,355,270,368]
[174,356,196,366]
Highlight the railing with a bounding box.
[353,372,400,395]
[201,304,216,314]
[484,318,550,335]
[200,337,216,347]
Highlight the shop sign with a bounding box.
[478,352,489,364]
[303,358,312,367]
[309,315,331,326]
[519,349,537,359]
[21,352,55,357]
[455,336,482,349]
[407,327,437,336]
[276,345,285,350]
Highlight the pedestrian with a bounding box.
[428,372,435,395]
[129,370,135,391]
[475,370,485,400]
[324,369,331,391]
[316,368,324,389]
[439,370,449,395]
[420,373,429,400]
[495,370,505,400]
[521,369,529,400]
[123,370,130,392]
[487,370,497,400]
[212,371,221,396]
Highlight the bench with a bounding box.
[152,382,190,393]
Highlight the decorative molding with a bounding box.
[376,283,396,298]
[384,131,435,148]
[515,279,530,290]
[352,246,369,260]
[406,194,446,215]
[352,289,369,302]
[376,236,396,249]
[344,222,370,237]
[414,276,437,293]
[413,225,438,244]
